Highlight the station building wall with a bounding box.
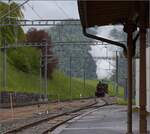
[135,47,150,112]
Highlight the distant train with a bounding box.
[95,81,108,97]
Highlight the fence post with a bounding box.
[10,93,14,119]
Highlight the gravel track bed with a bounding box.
[0,99,96,134]
[11,105,98,134]
[16,115,77,134]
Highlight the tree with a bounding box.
[47,21,97,79]
[0,2,31,74]
[0,2,25,45]
[109,27,128,88]
[27,28,58,78]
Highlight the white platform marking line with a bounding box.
[63,126,127,131]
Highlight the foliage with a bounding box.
[0,50,126,101]
[26,28,58,78]
[109,27,128,89]
[0,2,32,75]
[47,21,97,79]
[27,28,49,43]
[116,98,128,105]
[108,81,125,97]
[0,2,25,45]
[7,47,40,73]
[0,53,97,100]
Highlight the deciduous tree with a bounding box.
[27,28,58,78]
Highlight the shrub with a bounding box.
[7,47,40,74]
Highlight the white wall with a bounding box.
[146,47,150,112]
[135,47,150,112]
[135,59,140,108]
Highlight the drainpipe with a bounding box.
[83,28,127,56]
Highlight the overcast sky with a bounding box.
[21,1,117,79]
[23,1,79,20]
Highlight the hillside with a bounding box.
[47,21,97,79]
[0,52,98,100]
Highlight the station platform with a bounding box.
[53,105,150,134]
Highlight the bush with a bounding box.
[7,47,40,74]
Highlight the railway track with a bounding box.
[3,97,115,134]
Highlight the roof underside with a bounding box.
[78,1,149,28]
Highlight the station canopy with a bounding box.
[78,1,149,29]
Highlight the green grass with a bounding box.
[0,52,98,100]
[108,81,131,105]
[0,51,127,102]
[108,81,125,97]
[116,98,128,105]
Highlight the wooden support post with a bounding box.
[124,23,136,134]
[139,2,147,133]
[139,27,147,134]
[127,30,133,134]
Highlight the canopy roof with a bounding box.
[78,1,149,29]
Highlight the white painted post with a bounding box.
[10,93,14,119]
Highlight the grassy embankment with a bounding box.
[0,52,126,102]
[0,52,99,100]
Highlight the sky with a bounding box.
[7,0,120,79]
[23,1,79,20]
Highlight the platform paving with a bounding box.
[53,105,150,134]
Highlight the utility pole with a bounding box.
[124,77,128,100]
[83,57,86,98]
[44,40,48,102]
[3,40,7,90]
[115,51,119,96]
[69,56,72,101]
[39,51,43,101]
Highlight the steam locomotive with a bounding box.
[95,81,108,97]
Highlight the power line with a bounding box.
[0,0,30,20]
[27,2,43,19]
[53,1,70,19]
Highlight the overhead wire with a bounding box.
[27,2,43,19]
[53,1,70,19]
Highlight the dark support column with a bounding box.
[139,3,147,133]
[139,25,147,134]
[127,30,133,134]
[124,23,135,134]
